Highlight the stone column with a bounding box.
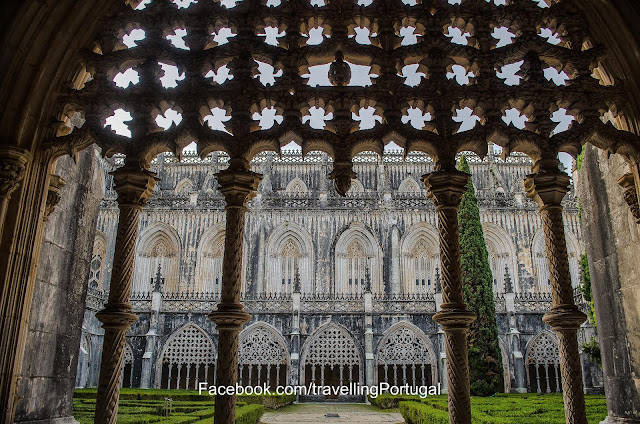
[364,289,374,386]
[94,167,158,424]
[209,158,261,424]
[422,170,476,424]
[524,169,587,424]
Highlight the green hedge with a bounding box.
[399,401,449,424]
[237,393,296,409]
[368,394,425,409]
[235,404,265,424]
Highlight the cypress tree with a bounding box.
[457,155,504,396]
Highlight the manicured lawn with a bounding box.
[72,388,288,424]
[371,393,608,424]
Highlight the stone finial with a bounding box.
[293,266,301,293]
[364,265,372,293]
[152,264,164,293]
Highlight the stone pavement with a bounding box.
[260,403,405,424]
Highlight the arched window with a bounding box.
[483,224,519,293]
[88,235,107,289]
[159,324,216,390]
[279,239,300,292]
[334,223,382,295]
[302,324,361,393]
[266,223,314,294]
[121,343,134,388]
[285,178,308,194]
[532,230,581,293]
[376,323,436,387]
[526,332,561,394]
[400,223,438,294]
[132,224,180,293]
[398,178,421,194]
[346,240,367,294]
[239,323,289,387]
[196,227,225,294]
[175,178,193,194]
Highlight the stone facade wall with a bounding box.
[76,150,600,397]
[15,148,105,423]
[577,145,640,422]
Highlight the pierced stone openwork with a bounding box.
[89,236,107,289]
[121,343,134,388]
[52,0,639,195]
[376,323,436,387]
[302,324,361,389]
[159,324,216,389]
[526,331,562,394]
[239,324,289,387]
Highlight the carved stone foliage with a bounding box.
[53,0,638,189]
[239,325,288,366]
[618,173,640,223]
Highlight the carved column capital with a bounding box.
[421,169,469,209]
[215,158,262,208]
[43,174,66,222]
[111,167,159,208]
[617,173,640,223]
[0,146,32,199]
[524,170,571,209]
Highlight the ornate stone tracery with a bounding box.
[239,323,289,386]
[302,323,362,388]
[376,322,436,387]
[526,331,561,394]
[159,323,216,390]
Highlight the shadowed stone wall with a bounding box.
[14,148,104,423]
[577,144,640,423]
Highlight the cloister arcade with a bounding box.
[2,1,640,424]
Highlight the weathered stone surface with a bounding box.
[577,145,640,423]
[14,148,104,423]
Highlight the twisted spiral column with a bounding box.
[422,169,476,424]
[209,158,261,424]
[525,170,587,424]
[95,167,158,424]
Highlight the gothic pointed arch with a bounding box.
[398,177,422,194]
[88,232,107,290]
[525,331,562,394]
[285,177,308,194]
[121,343,134,388]
[483,223,519,293]
[375,321,437,386]
[498,337,511,393]
[195,223,226,294]
[531,228,581,293]
[175,178,194,194]
[346,180,365,196]
[334,222,382,295]
[266,222,314,294]
[300,322,363,389]
[132,222,181,293]
[239,322,290,386]
[400,223,439,294]
[157,323,216,390]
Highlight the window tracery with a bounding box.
[279,239,301,292]
[377,324,435,387]
[197,230,225,294]
[239,324,288,387]
[303,324,361,388]
[134,228,180,293]
[89,237,107,289]
[121,343,134,388]
[159,324,216,390]
[526,332,561,393]
[400,224,438,295]
[532,229,579,293]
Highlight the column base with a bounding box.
[15,417,79,424]
[601,416,640,424]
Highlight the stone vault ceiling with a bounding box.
[50,0,639,194]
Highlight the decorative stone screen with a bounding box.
[303,324,361,389]
[376,324,435,387]
[159,324,216,389]
[526,331,561,393]
[122,343,134,388]
[89,236,106,289]
[239,324,289,387]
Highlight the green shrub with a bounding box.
[235,404,264,424]
[368,394,424,409]
[399,401,449,424]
